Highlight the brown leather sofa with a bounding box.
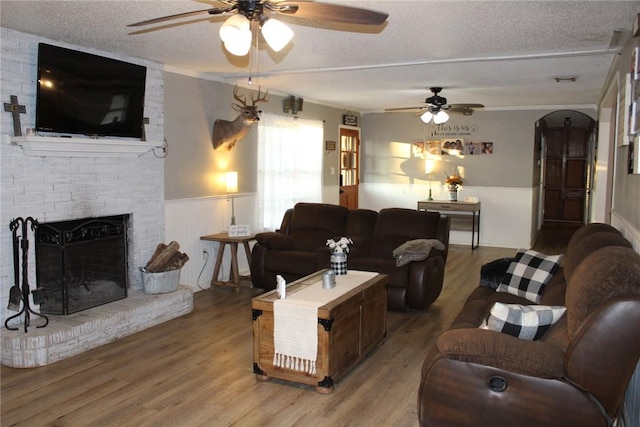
[418,223,640,426]
[250,202,450,311]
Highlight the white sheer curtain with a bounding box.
[257,113,323,231]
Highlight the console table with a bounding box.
[200,232,256,290]
[417,200,481,249]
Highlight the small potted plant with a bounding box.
[326,237,352,275]
[444,170,464,201]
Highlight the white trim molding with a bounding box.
[611,210,640,252]
[9,135,164,157]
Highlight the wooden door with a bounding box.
[339,128,359,209]
[543,127,588,223]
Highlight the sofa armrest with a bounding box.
[436,328,565,378]
[254,232,295,250]
[435,215,450,260]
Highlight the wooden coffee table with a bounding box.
[251,270,388,393]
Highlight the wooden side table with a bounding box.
[417,200,481,249]
[200,232,256,290]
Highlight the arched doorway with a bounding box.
[537,110,597,228]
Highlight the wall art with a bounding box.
[618,73,631,146]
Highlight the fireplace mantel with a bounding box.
[10,135,164,157]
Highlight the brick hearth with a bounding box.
[2,286,193,368]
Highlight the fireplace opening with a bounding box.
[35,215,129,315]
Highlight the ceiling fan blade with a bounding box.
[385,107,426,112]
[446,104,485,115]
[277,1,388,25]
[448,103,485,109]
[128,6,234,27]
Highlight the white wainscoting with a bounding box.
[359,183,533,249]
[164,194,259,292]
[611,210,640,252]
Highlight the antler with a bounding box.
[252,87,269,106]
[232,84,247,109]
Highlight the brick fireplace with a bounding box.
[1,29,193,367]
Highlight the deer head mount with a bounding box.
[212,85,269,151]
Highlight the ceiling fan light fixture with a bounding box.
[220,14,252,56]
[433,110,449,124]
[420,111,434,124]
[261,18,294,52]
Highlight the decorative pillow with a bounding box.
[496,249,563,303]
[479,257,514,289]
[480,302,566,340]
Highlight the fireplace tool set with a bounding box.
[6,217,48,332]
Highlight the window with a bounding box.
[257,114,323,230]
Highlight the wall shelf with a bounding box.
[9,135,164,158]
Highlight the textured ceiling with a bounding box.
[1,1,639,113]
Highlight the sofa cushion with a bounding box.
[373,208,440,239]
[344,209,378,237]
[480,302,566,340]
[434,328,566,378]
[496,249,563,303]
[563,231,632,281]
[565,245,640,336]
[348,258,409,287]
[255,232,294,250]
[479,257,514,289]
[451,286,544,330]
[264,250,318,276]
[290,203,348,234]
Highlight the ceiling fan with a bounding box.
[386,87,485,124]
[128,0,388,56]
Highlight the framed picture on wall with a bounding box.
[618,73,632,146]
[629,134,636,174]
[465,141,482,155]
[441,138,464,155]
[632,46,639,81]
[634,134,640,174]
[481,142,494,154]
[632,101,640,135]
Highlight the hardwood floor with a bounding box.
[1,239,568,427]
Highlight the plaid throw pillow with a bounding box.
[496,249,563,303]
[480,302,566,340]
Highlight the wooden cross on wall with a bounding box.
[4,95,26,136]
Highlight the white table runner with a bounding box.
[273,271,378,374]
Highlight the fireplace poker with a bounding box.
[5,217,49,332]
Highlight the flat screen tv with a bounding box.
[36,43,147,138]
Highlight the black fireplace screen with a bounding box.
[35,215,129,315]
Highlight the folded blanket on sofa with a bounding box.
[393,239,445,267]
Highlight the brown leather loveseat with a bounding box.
[251,202,450,311]
[418,223,640,426]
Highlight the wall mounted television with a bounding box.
[36,43,147,139]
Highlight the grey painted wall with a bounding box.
[164,72,353,200]
[361,108,594,188]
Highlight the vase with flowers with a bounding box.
[444,171,464,201]
[326,237,352,275]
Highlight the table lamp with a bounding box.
[225,171,238,225]
[425,158,436,201]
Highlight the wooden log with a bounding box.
[146,241,180,272]
[158,251,183,272]
[145,243,167,268]
[166,253,190,271]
